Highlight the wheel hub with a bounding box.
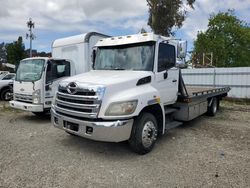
[4,92,12,101]
[213,100,217,113]
[142,121,157,148]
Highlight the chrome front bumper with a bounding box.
[51,107,134,142]
[9,100,44,112]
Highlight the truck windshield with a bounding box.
[94,42,155,71]
[16,59,45,82]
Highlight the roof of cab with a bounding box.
[21,57,50,61]
[52,32,110,48]
[95,33,173,47]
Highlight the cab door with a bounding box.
[154,43,179,105]
[44,60,71,108]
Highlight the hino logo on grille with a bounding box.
[66,82,78,94]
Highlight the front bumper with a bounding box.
[51,107,134,142]
[9,100,44,112]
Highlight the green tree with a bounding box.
[147,0,195,36]
[6,36,27,65]
[193,10,250,67]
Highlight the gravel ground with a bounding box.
[0,101,249,188]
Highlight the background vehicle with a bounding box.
[0,73,15,101]
[0,71,9,78]
[51,33,230,154]
[10,32,109,116]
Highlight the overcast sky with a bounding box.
[0,0,249,53]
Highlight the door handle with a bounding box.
[163,72,168,79]
[172,79,177,83]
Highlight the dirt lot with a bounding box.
[0,101,249,188]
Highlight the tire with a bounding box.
[1,89,12,101]
[129,112,158,155]
[207,98,218,116]
[32,110,49,117]
[217,99,220,110]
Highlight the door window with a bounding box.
[46,60,70,84]
[158,43,176,72]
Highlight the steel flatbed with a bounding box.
[186,86,230,99]
[172,72,230,121]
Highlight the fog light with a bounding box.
[54,117,58,124]
[86,126,93,134]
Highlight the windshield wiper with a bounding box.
[113,68,125,70]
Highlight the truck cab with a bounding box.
[10,57,73,115]
[51,33,229,154]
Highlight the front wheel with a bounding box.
[1,89,12,101]
[129,112,158,155]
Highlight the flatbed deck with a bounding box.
[186,86,230,97]
[175,85,230,121]
[178,84,230,102]
[178,70,230,102]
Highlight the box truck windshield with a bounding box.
[16,59,45,82]
[94,42,155,71]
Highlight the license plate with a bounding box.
[64,121,79,132]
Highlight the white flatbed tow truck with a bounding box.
[51,33,230,154]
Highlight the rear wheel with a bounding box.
[217,99,220,110]
[207,98,218,116]
[129,113,158,155]
[1,89,12,101]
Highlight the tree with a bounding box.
[6,36,27,65]
[147,0,195,36]
[193,10,250,67]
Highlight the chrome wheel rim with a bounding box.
[142,120,157,148]
[4,91,12,101]
[213,100,217,114]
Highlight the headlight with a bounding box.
[32,89,41,104]
[105,100,138,116]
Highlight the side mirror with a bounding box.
[177,41,187,59]
[45,81,53,91]
[46,80,53,85]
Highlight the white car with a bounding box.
[0,73,15,101]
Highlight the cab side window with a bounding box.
[46,60,70,84]
[158,43,176,72]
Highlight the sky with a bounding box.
[0,0,249,53]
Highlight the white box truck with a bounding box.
[51,33,230,154]
[10,32,109,116]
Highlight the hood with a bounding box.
[61,70,153,86]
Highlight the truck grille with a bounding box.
[15,93,32,103]
[58,87,96,96]
[54,86,102,119]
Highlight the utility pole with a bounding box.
[26,18,35,58]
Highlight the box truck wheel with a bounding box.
[1,88,12,101]
[207,97,218,116]
[129,112,158,154]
